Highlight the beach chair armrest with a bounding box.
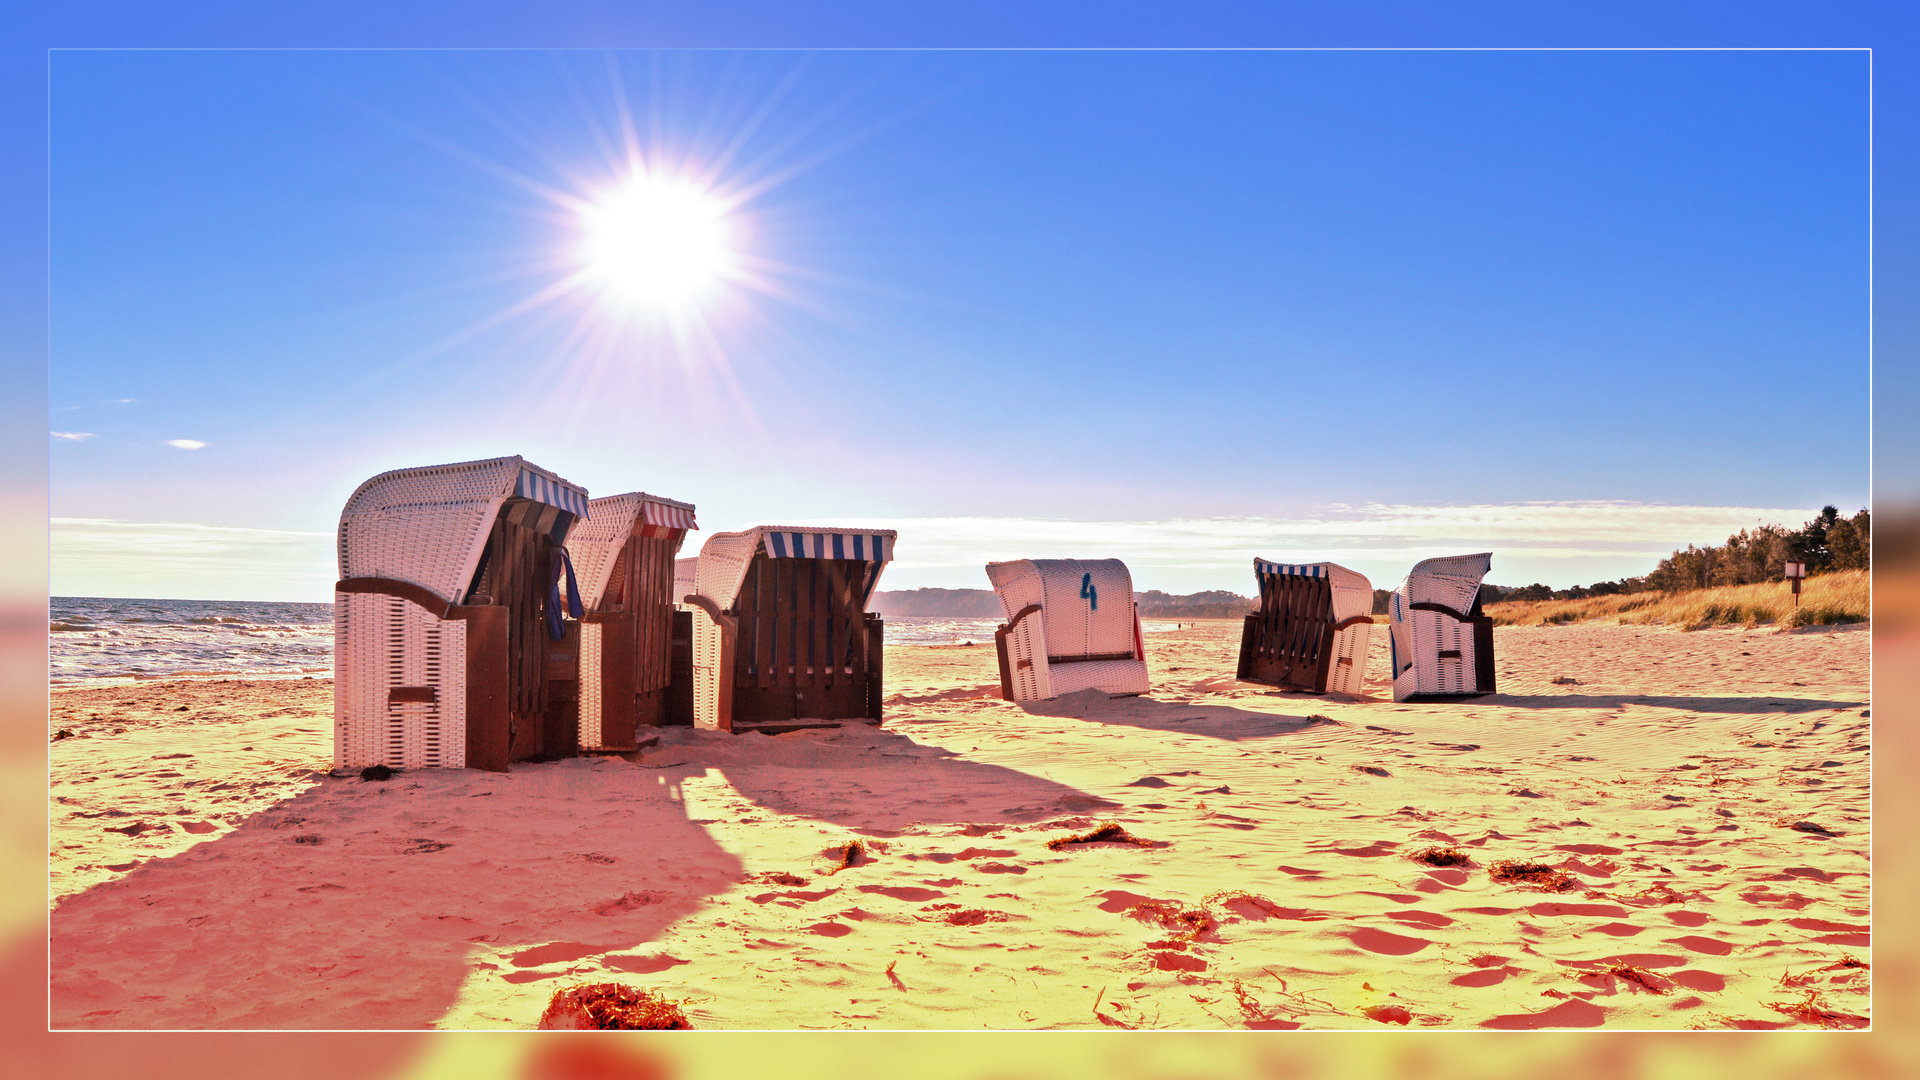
[336,577,454,620]
[1409,601,1473,623]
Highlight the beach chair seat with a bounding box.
[1236,560,1375,695]
[334,456,590,772]
[568,492,697,751]
[1387,553,1496,702]
[685,526,895,732]
[986,558,1149,703]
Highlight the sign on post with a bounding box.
[1784,561,1806,606]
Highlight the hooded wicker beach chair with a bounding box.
[685,526,896,732]
[1236,560,1375,695]
[674,557,699,610]
[334,455,590,772]
[567,491,698,751]
[986,558,1149,703]
[1386,553,1495,702]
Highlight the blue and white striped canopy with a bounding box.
[763,530,895,562]
[515,466,590,519]
[1254,559,1326,579]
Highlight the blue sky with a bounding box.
[46,47,1872,599]
[10,4,1904,603]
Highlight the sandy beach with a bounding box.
[47,619,1870,1030]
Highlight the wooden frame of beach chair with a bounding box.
[568,491,698,752]
[986,558,1150,703]
[685,527,895,733]
[1235,560,1376,695]
[1387,553,1497,702]
[334,455,591,772]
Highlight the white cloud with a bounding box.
[755,501,1819,591]
[166,439,208,450]
[51,518,336,602]
[50,431,95,441]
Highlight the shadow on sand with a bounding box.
[50,724,1126,1029]
[49,759,741,1030]
[1477,693,1866,713]
[633,724,1122,833]
[1017,688,1343,743]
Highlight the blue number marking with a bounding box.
[1080,572,1098,611]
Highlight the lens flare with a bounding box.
[578,175,734,309]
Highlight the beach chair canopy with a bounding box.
[1390,553,1493,620]
[1254,560,1375,622]
[674,557,699,607]
[1388,552,1495,701]
[569,491,699,610]
[986,558,1137,661]
[694,526,896,612]
[337,455,590,608]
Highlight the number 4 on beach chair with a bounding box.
[986,558,1150,703]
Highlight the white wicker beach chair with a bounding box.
[674,557,699,610]
[1386,553,1495,702]
[985,558,1149,703]
[1237,560,1375,695]
[568,491,697,751]
[334,455,590,772]
[686,526,896,732]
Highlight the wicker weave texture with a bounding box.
[1002,607,1053,702]
[1327,623,1371,696]
[338,455,592,606]
[1049,658,1150,697]
[985,558,1135,660]
[1400,553,1492,613]
[571,495,645,609]
[578,620,604,746]
[1391,608,1477,701]
[674,558,699,609]
[695,526,896,610]
[334,592,466,769]
[690,604,727,729]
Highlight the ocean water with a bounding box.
[47,600,1188,684]
[50,597,335,685]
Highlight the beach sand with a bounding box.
[46,619,1871,1030]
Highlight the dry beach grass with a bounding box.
[1487,570,1870,630]
[46,618,1870,1030]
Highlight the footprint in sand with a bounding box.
[509,941,607,968]
[856,885,946,901]
[602,952,690,974]
[1480,998,1608,1029]
[1345,927,1433,955]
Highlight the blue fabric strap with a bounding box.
[546,547,583,641]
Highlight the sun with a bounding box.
[577,175,735,309]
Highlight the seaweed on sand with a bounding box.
[1487,860,1577,892]
[1411,846,1471,868]
[1046,822,1155,850]
[538,982,692,1030]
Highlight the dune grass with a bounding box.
[1485,570,1869,631]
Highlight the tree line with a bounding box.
[1493,505,1870,603]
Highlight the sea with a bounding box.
[48,597,1188,685]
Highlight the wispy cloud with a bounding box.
[756,501,1820,590]
[51,518,336,602]
[110,398,138,404]
[166,439,208,450]
[50,431,95,441]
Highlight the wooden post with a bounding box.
[456,604,511,773]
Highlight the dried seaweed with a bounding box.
[1606,963,1670,994]
[1046,822,1154,850]
[1487,859,1577,892]
[539,982,692,1030]
[1411,846,1471,868]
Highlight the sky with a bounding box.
[21,11,1896,601]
